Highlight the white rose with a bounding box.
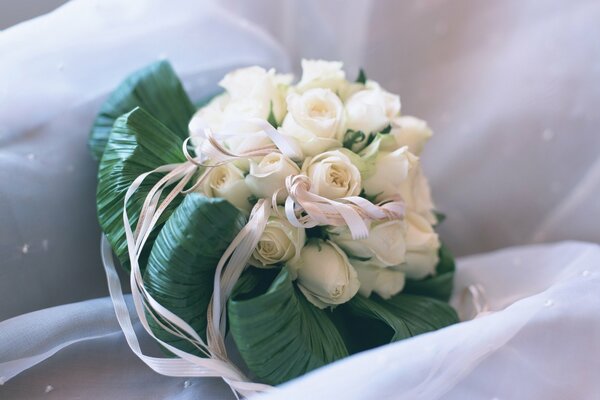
[190,118,277,172]
[351,261,406,299]
[219,66,292,123]
[289,240,360,309]
[279,88,345,156]
[362,146,411,201]
[201,163,253,213]
[220,119,275,157]
[328,220,406,267]
[296,59,347,93]
[345,82,401,134]
[251,210,306,268]
[362,146,436,223]
[396,212,440,280]
[392,151,436,224]
[379,116,433,155]
[245,152,300,203]
[302,149,362,199]
[188,92,230,135]
[188,66,291,161]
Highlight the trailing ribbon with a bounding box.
[103,118,406,397]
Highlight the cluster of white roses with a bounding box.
[188,60,440,309]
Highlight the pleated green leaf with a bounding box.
[89,60,195,160]
[144,193,245,354]
[228,268,349,385]
[340,293,459,354]
[96,107,186,270]
[403,243,456,301]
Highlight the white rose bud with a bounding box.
[328,220,406,267]
[251,210,306,268]
[379,116,433,155]
[296,59,347,93]
[245,152,300,203]
[219,66,292,123]
[289,240,360,309]
[201,163,253,213]
[397,212,440,280]
[188,92,230,135]
[351,261,406,299]
[345,82,400,134]
[362,147,411,201]
[363,147,436,223]
[279,88,345,156]
[302,149,362,199]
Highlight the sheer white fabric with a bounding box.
[1,0,599,398]
[2,242,598,399]
[258,242,600,400]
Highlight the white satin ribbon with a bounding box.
[284,175,404,239]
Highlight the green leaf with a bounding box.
[96,107,187,271]
[305,226,329,240]
[359,189,380,204]
[89,60,195,160]
[403,244,456,302]
[144,193,245,354]
[342,130,366,150]
[228,268,348,385]
[434,211,447,225]
[267,101,279,128]
[380,124,392,134]
[355,68,367,84]
[340,292,458,354]
[231,267,279,301]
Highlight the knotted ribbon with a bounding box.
[102,118,405,397]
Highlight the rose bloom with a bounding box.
[350,260,406,299]
[201,163,253,213]
[279,88,345,156]
[396,212,440,280]
[251,210,306,268]
[295,59,347,93]
[289,240,360,309]
[245,152,300,203]
[378,116,433,156]
[328,220,406,268]
[345,81,401,134]
[302,149,362,199]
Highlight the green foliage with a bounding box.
[355,68,367,84]
[89,60,195,160]
[96,107,186,270]
[228,268,349,385]
[267,101,279,128]
[403,244,456,302]
[340,292,459,353]
[343,130,367,151]
[144,194,245,354]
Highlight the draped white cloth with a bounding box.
[1,0,600,398]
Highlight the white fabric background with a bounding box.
[1,0,599,399]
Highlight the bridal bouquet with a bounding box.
[90,59,458,395]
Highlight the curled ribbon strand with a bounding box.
[284,175,404,240]
[103,119,406,397]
